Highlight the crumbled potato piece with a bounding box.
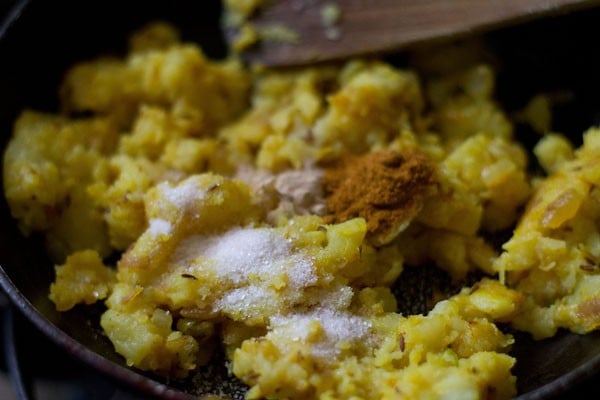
[49,250,116,311]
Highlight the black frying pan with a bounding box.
[2,1,600,399]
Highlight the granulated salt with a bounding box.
[218,285,276,315]
[270,307,372,359]
[174,227,317,288]
[171,225,370,360]
[148,218,172,236]
[157,178,206,210]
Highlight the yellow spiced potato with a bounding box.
[49,249,116,311]
[494,128,600,339]
[4,15,600,400]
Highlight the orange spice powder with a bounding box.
[322,149,437,245]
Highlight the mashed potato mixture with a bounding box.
[4,18,600,400]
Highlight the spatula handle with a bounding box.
[238,0,599,67]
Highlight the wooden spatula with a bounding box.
[225,0,599,67]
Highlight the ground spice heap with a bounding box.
[322,150,437,245]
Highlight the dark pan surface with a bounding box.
[2,1,600,399]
